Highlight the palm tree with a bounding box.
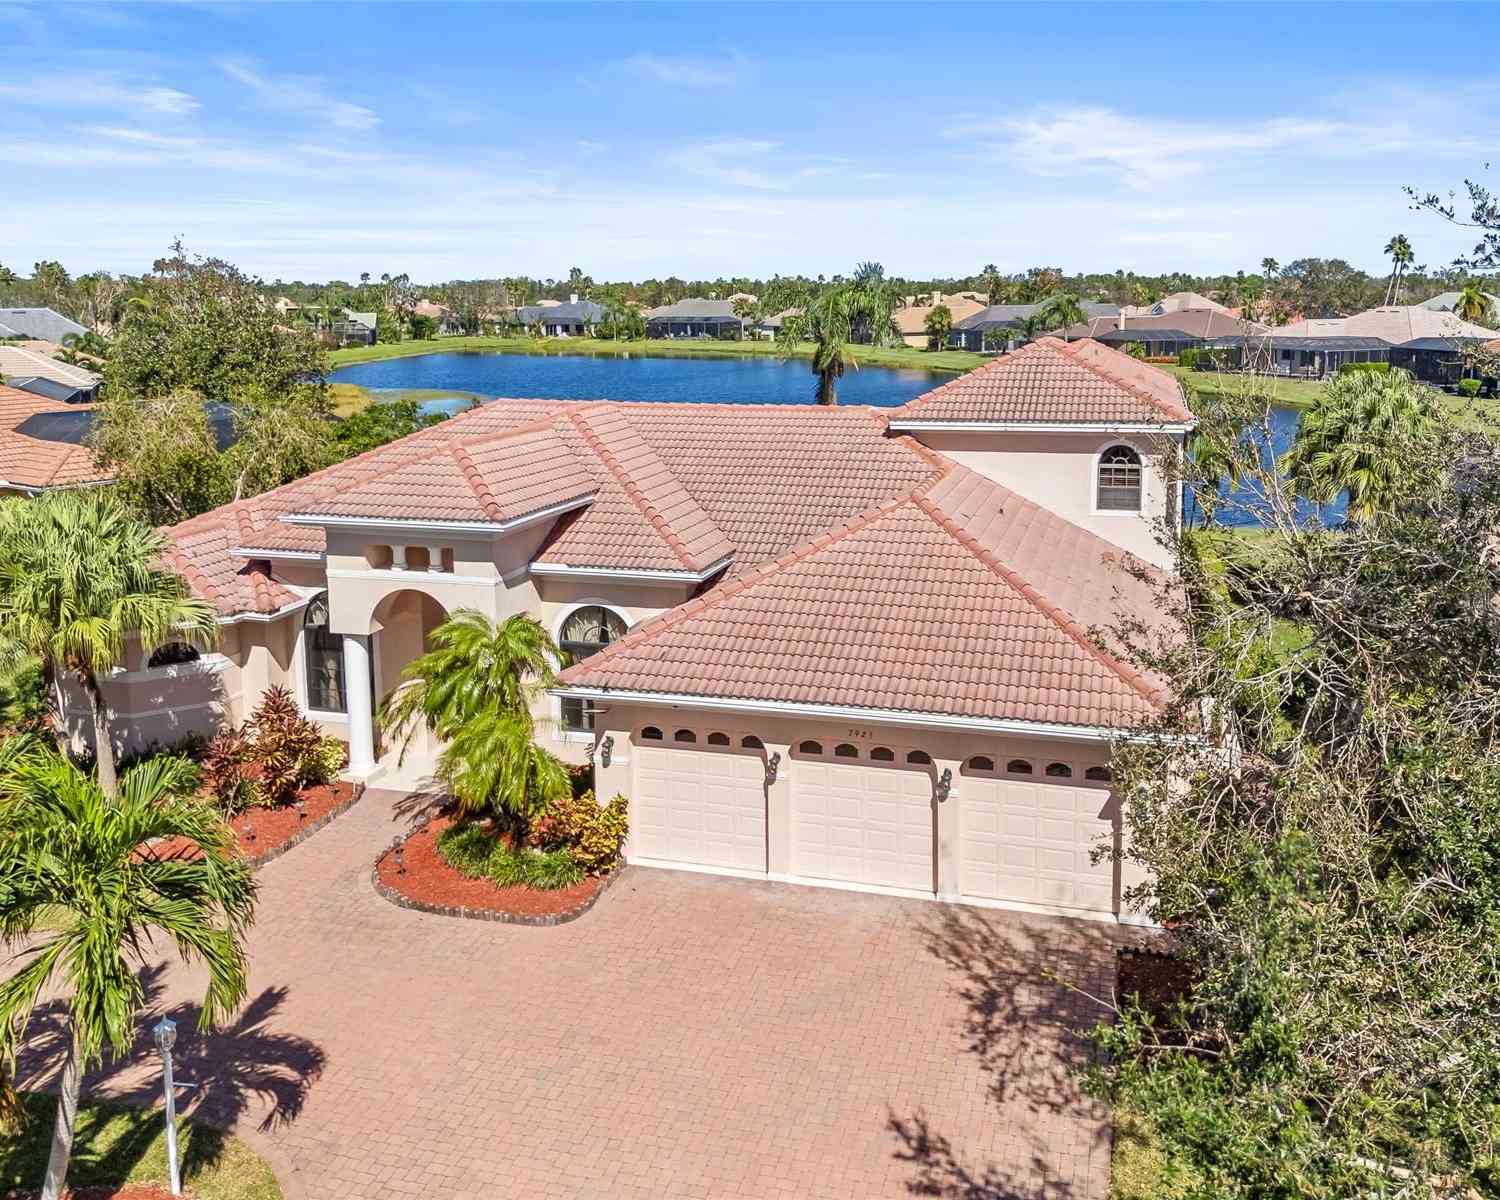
[1037,292,1088,337]
[980,263,1004,306]
[0,742,257,1200]
[55,331,109,367]
[924,304,953,351]
[1281,368,1437,521]
[0,492,218,797]
[778,279,899,405]
[1453,283,1496,326]
[378,610,569,827]
[1260,257,1279,279]
[1382,234,1414,305]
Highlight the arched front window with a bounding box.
[1097,445,1143,512]
[303,592,345,713]
[559,605,628,732]
[147,642,200,669]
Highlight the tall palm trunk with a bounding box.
[81,674,117,798]
[816,370,837,405]
[40,1033,81,1200]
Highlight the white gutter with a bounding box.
[280,493,594,536]
[216,596,311,626]
[230,547,325,561]
[888,420,1194,434]
[529,554,734,585]
[548,685,1133,742]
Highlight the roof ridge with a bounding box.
[1051,338,1191,422]
[566,409,723,572]
[910,489,1167,709]
[556,497,910,682]
[448,443,509,521]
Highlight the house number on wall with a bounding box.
[845,728,874,739]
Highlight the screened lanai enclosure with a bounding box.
[1200,335,1391,378]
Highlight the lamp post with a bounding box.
[153,1018,182,1196]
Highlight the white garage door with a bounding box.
[791,755,935,892]
[960,771,1117,915]
[632,739,767,873]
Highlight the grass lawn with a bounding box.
[1162,364,1327,410]
[327,334,985,374]
[1,1092,281,1199]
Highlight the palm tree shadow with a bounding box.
[17,963,326,1137]
[886,906,1127,1198]
[386,783,447,827]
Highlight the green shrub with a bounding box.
[527,789,628,873]
[247,686,325,806]
[301,737,347,786]
[1338,360,1391,376]
[201,728,257,814]
[435,821,584,890]
[1177,349,1200,369]
[1457,377,1483,398]
[434,821,498,876]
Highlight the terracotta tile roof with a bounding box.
[558,466,1168,730]
[896,337,1193,427]
[0,385,111,491]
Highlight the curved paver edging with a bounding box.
[243,781,367,870]
[371,820,624,926]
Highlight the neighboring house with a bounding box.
[1062,308,1265,349]
[0,307,89,341]
[0,344,102,403]
[1417,290,1500,315]
[332,309,378,346]
[1389,337,1499,391]
[510,299,606,337]
[1119,291,1232,319]
[80,338,1192,923]
[1202,335,1393,378]
[1274,304,1498,342]
[0,384,111,496]
[645,299,745,339]
[413,299,462,334]
[893,293,987,348]
[949,302,1120,351]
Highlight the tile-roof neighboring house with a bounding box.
[1418,291,1500,314]
[557,462,1169,730]
[343,310,377,331]
[1276,305,1499,341]
[891,336,1193,428]
[893,293,987,339]
[644,298,742,321]
[955,301,1120,332]
[1119,291,1231,318]
[510,300,605,326]
[0,307,89,341]
[1064,309,1264,340]
[0,344,101,393]
[0,385,111,492]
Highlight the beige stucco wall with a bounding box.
[912,429,1182,568]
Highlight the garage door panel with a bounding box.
[791,759,935,893]
[960,775,1118,915]
[633,744,766,873]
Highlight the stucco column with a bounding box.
[342,634,376,776]
[764,741,792,876]
[934,757,963,900]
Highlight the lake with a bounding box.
[329,349,952,411]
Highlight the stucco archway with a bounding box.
[368,588,449,782]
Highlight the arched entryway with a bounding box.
[367,588,448,785]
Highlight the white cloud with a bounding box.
[219,57,378,130]
[0,74,199,115]
[953,107,1344,189]
[623,52,747,87]
[576,139,607,155]
[666,138,789,191]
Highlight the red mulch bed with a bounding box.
[152,780,355,861]
[376,815,604,918]
[8,1189,176,1199]
[1118,947,1199,1019]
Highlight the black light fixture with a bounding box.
[600,735,614,768]
[306,595,329,627]
[935,768,953,803]
[764,752,781,786]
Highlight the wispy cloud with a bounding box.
[666,138,788,191]
[0,73,199,115]
[623,51,747,87]
[219,57,378,130]
[576,139,607,155]
[953,107,1344,188]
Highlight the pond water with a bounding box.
[329,349,952,411]
[1185,403,1347,528]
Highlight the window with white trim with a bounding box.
[1097,445,1143,512]
[303,592,346,713]
[559,606,627,733]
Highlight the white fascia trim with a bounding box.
[549,686,1125,742]
[325,567,496,586]
[888,420,1195,434]
[217,597,310,626]
[530,554,734,584]
[230,547,325,561]
[279,493,594,536]
[109,653,232,683]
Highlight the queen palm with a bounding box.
[378,610,569,826]
[1037,292,1088,337]
[1453,283,1496,326]
[0,492,218,797]
[1383,234,1414,305]
[0,742,257,1200]
[1281,368,1437,521]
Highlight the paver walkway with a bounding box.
[16,788,1124,1199]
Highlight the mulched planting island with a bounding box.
[153,780,356,861]
[377,815,604,918]
[7,1188,178,1199]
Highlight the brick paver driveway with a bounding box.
[16,789,1123,1199]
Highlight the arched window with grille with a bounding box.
[558,605,627,732]
[1097,445,1143,512]
[303,592,345,713]
[147,642,200,669]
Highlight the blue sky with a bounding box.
[2,1,1494,284]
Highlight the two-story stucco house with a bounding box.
[81,337,1192,923]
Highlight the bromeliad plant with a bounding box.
[379,610,570,832]
[0,739,257,1200]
